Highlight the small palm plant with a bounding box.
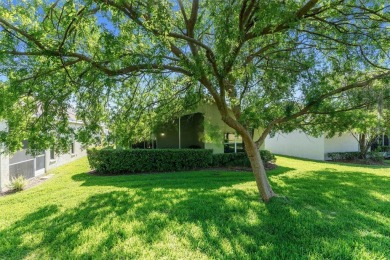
[8,176,27,191]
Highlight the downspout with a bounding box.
[179,117,181,149]
[234,134,237,153]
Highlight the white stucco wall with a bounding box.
[324,133,359,159]
[265,130,325,160]
[0,122,6,131]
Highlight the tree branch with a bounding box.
[255,71,390,145]
[245,0,320,40]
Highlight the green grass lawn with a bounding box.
[0,156,389,259]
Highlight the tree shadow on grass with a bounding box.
[324,160,390,169]
[1,167,389,259]
[277,154,390,169]
[71,166,295,190]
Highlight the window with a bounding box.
[22,140,28,149]
[50,148,55,160]
[371,135,390,151]
[383,135,389,146]
[224,133,243,153]
[71,142,75,154]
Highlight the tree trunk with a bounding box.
[359,134,367,158]
[243,137,276,202]
[218,112,275,202]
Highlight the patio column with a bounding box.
[0,122,10,191]
[0,152,10,192]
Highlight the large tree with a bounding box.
[1,0,390,201]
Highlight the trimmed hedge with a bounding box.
[87,148,276,174]
[87,148,213,174]
[367,151,385,162]
[377,146,390,152]
[211,150,276,167]
[328,151,384,162]
[328,152,362,161]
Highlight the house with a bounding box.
[0,115,87,192]
[154,103,368,161]
[154,103,264,153]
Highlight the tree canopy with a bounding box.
[1,0,390,201]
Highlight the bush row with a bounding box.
[211,150,276,167]
[87,148,276,174]
[327,151,384,162]
[87,149,213,174]
[327,152,362,161]
[377,146,390,152]
[369,152,386,162]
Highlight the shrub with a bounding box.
[328,151,384,163]
[7,176,27,191]
[327,152,361,161]
[211,153,250,167]
[87,148,213,174]
[88,148,276,174]
[344,152,362,160]
[211,150,276,167]
[260,150,276,164]
[377,146,390,152]
[367,151,384,162]
[327,152,341,161]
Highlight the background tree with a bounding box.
[351,110,390,158]
[302,86,390,158]
[1,0,390,202]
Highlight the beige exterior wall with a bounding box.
[324,133,359,159]
[253,128,265,150]
[265,130,326,160]
[195,103,233,154]
[195,103,265,153]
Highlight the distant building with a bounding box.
[0,116,87,192]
